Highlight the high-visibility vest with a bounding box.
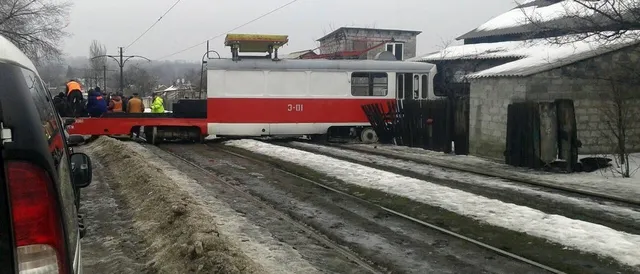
[111,100,123,112]
[66,81,81,95]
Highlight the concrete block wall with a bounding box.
[468,45,640,160]
[526,63,640,155]
[468,77,527,159]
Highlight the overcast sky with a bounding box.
[64,0,518,61]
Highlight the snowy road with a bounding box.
[78,137,640,273]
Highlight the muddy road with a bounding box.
[155,143,546,274]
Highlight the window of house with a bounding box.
[351,72,388,96]
[386,43,404,60]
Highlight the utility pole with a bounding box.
[103,65,107,92]
[119,47,124,93]
[92,47,150,94]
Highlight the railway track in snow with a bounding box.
[190,142,565,274]
[272,140,640,236]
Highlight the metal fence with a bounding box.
[362,98,470,155]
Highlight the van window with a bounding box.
[351,72,388,97]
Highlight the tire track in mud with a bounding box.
[80,150,150,274]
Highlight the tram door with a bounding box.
[397,73,429,102]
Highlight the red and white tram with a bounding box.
[66,34,438,144]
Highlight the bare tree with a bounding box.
[124,65,157,97]
[0,0,72,63]
[520,0,640,44]
[89,40,107,87]
[593,61,640,178]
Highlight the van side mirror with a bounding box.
[64,118,76,127]
[71,153,92,188]
[67,135,85,147]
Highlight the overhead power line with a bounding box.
[125,0,184,51]
[155,0,300,60]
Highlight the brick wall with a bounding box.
[468,45,640,160]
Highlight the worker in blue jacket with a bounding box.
[86,87,107,117]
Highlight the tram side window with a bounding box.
[351,72,388,96]
[351,73,370,96]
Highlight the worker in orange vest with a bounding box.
[107,94,124,113]
[65,80,83,117]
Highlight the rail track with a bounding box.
[271,140,640,235]
[182,142,565,274]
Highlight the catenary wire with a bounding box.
[154,0,300,60]
[125,0,185,51]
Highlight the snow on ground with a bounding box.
[227,139,640,268]
[120,141,322,274]
[353,144,640,204]
[290,142,640,223]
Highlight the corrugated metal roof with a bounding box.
[469,34,640,78]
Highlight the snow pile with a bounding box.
[227,139,640,268]
[290,142,640,223]
[124,143,322,274]
[353,144,640,204]
[85,137,261,274]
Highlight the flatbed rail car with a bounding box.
[66,34,438,144]
[67,111,208,144]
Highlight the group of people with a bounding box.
[55,79,166,118]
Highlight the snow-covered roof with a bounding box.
[413,31,640,78]
[457,0,635,40]
[0,34,38,74]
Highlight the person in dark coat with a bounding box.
[117,92,128,113]
[86,88,107,117]
[53,92,69,117]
